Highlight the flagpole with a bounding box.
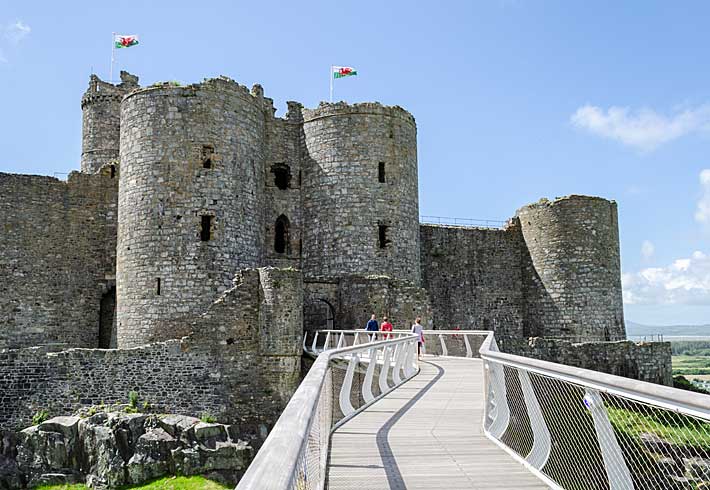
[110,32,116,82]
[329,65,333,103]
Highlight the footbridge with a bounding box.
[238,330,710,489]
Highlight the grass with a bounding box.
[607,405,710,453]
[36,476,231,490]
[672,354,710,375]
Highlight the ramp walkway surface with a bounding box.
[326,356,550,489]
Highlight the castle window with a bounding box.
[156,278,161,296]
[378,162,386,183]
[201,145,214,169]
[271,163,291,190]
[110,165,116,179]
[275,214,290,254]
[200,215,213,241]
[378,224,390,249]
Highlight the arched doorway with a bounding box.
[304,298,335,335]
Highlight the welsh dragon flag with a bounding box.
[114,34,139,48]
[333,66,357,79]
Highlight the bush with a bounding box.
[128,391,139,409]
[32,409,49,426]
[200,413,217,423]
[673,375,710,395]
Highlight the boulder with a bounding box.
[158,415,200,438]
[126,429,178,485]
[193,422,227,449]
[7,411,252,488]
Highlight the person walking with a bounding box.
[365,314,379,341]
[411,317,424,358]
[380,316,393,340]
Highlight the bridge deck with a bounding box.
[327,356,549,489]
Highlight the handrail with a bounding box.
[476,331,710,420]
[237,332,419,490]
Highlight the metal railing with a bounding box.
[426,330,710,490]
[236,330,419,490]
[420,215,506,229]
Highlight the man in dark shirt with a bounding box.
[365,314,379,332]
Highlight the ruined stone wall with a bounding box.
[337,276,430,331]
[262,101,303,269]
[0,267,303,444]
[501,338,673,386]
[81,72,139,174]
[517,195,625,340]
[419,223,525,337]
[117,78,266,348]
[0,169,118,350]
[302,103,420,284]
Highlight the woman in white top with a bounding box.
[411,317,424,359]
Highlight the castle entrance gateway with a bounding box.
[304,298,334,333]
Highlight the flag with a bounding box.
[114,34,139,49]
[333,66,357,79]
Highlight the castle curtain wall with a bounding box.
[0,170,117,350]
[419,223,525,337]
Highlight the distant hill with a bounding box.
[626,320,710,338]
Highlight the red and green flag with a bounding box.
[333,66,357,79]
[114,34,139,49]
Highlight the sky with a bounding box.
[1,0,709,327]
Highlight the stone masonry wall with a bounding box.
[263,100,303,269]
[420,223,525,337]
[81,71,139,174]
[337,275,431,331]
[117,78,266,348]
[0,169,118,350]
[517,195,625,340]
[502,338,673,386]
[302,102,421,284]
[0,267,303,444]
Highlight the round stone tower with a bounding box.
[116,78,266,348]
[80,71,139,174]
[301,102,421,284]
[516,195,625,341]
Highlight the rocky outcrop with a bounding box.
[1,413,252,489]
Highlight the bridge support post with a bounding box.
[583,389,634,490]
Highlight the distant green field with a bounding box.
[37,476,231,490]
[672,354,710,376]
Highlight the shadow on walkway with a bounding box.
[375,361,446,489]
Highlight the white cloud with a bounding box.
[571,104,710,151]
[695,169,710,225]
[641,240,655,260]
[4,20,30,44]
[623,251,710,305]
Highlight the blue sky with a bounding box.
[1,0,709,326]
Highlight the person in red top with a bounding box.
[380,316,394,340]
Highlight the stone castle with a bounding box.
[0,71,671,440]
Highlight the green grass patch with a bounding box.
[607,406,710,453]
[672,354,710,375]
[36,475,231,490]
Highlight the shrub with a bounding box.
[32,409,49,426]
[673,375,710,395]
[200,413,217,423]
[128,391,139,409]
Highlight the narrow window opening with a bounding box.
[200,215,213,241]
[378,162,386,183]
[378,224,390,249]
[201,145,214,169]
[271,163,291,190]
[226,337,235,345]
[110,165,116,179]
[156,278,161,296]
[274,214,290,254]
